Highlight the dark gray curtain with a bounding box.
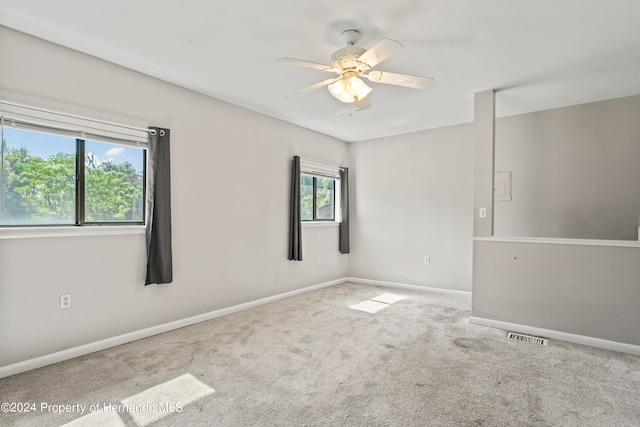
[288,155,302,261]
[339,167,350,253]
[145,127,173,285]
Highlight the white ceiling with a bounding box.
[1,1,639,142]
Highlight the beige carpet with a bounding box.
[1,282,639,426]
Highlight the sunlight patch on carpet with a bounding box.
[350,293,407,314]
[61,410,126,427]
[121,373,214,426]
[370,293,406,304]
[350,300,390,313]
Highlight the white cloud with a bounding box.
[105,147,125,157]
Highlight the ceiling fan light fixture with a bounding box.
[328,78,353,103]
[346,76,372,98]
[329,76,372,104]
[329,79,346,96]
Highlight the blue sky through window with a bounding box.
[3,127,144,172]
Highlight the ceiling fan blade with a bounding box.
[277,57,336,73]
[288,77,341,97]
[357,38,403,70]
[354,96,371,111]
[363,70,435,89]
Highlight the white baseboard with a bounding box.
[0,278,346,379]
[346,277,471,297]
[470,316,640,356]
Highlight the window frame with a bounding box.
[301,174,337,222]
[76,138,147,226]
[1,100,149,229]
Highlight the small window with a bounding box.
[1,127,145,226]
[301,174,336,221]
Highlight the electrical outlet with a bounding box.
[316,254,321,263]
[60,293,71,309]
[424,256,430,265]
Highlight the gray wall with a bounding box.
[473,92,640,347]
[494,95,640,240]
[473,240,640,345]
[0,26,349,367]
[348,124,474,292]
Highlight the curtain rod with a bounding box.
[0,99,157,135]
[301,159,345,171]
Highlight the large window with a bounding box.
[1,127,145,226]
[301,174,336,221]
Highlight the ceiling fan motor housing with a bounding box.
[330,46,367,71]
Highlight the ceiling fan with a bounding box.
[277,29,434,111]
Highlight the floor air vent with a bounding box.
[506,331,548,345]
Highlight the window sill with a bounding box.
[0,225,145,240]
[302,221,340,228]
